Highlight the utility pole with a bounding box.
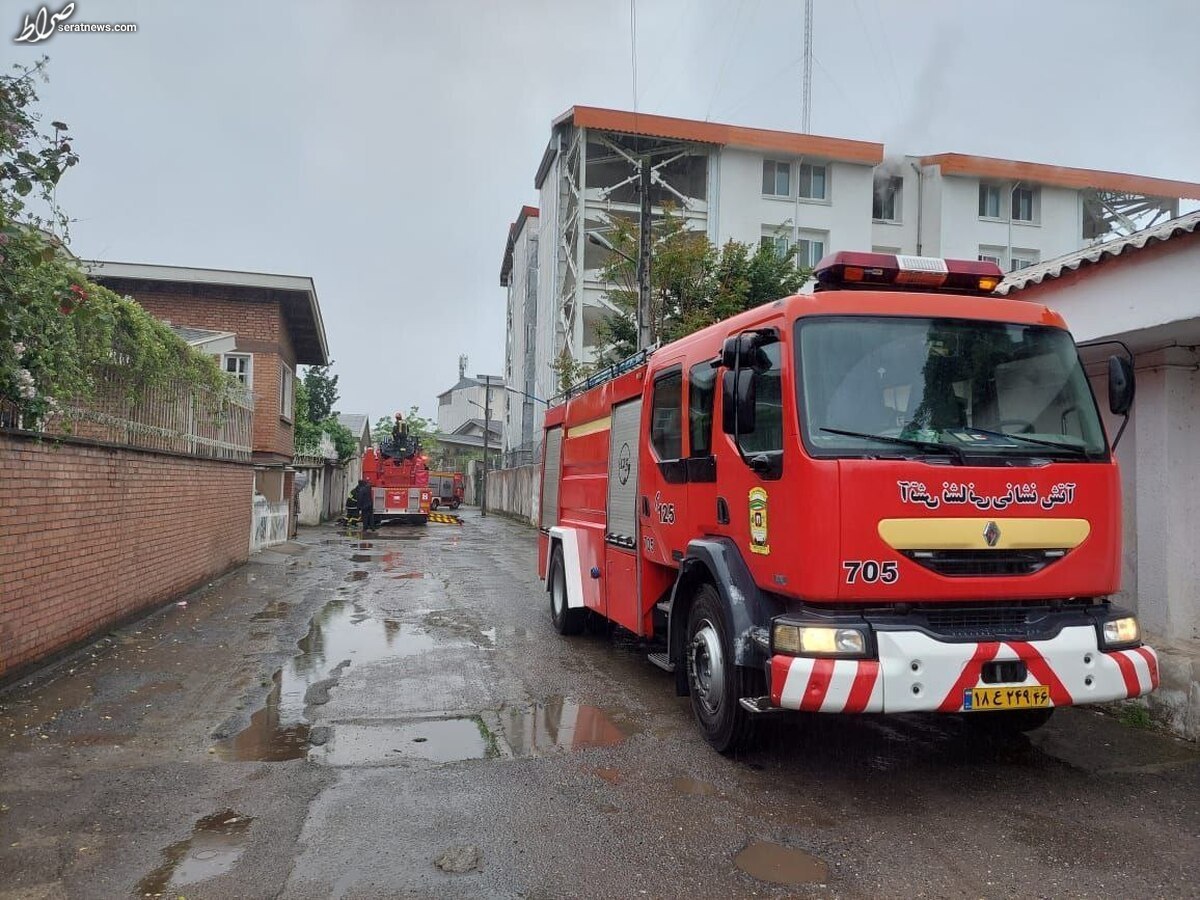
[481,376,492,517]
[637,157,653,350]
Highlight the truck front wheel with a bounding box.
[686,583,759,753]
[549,546,585,635]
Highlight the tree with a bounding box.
[295,372,356,463]
[303,365,339,422]
[593,207,809,363]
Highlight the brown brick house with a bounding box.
[88,262,329,539]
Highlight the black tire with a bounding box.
[685,583,762,753]
[431,498,440,511]
[964,707,1055,734]
[549,546,585,635]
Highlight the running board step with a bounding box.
[655,600,671,615]
[647,651,674,673]
[739,696,788,716]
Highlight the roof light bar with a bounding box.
[814,251,1004,295]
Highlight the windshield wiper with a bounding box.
[958,426,1091,457]
[820,427,966,464]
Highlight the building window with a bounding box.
[279,364,294,422]
[872,176,902,221]
[798,163,827,200]
[1010,249,1038,272]
[978,246,1005,266]
[979,183,1003,219]
[762,160,790,197]
[222,353,252,387]
[649,369,683,461]
[760,232,792,260]
[1012,186,1037,222]
[796,231,827,268]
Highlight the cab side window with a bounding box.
[650,370,683,460]
[739,343,784,454]
[688,362,716,457]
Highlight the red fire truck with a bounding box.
[537,252,1158,752]
[428,470,465,510]
[361,436,432,524]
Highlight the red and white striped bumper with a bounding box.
[769,626,1159,714]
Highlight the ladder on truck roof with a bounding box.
[552,347,656,406]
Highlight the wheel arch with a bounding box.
[546,526,585,609]
[667,537,784,677]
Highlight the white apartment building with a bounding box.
[499,206,544,463]
[435,370,506,438]
[505,105,1199,455]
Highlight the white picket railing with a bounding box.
[251,499,290,552]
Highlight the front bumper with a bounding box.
[768,625,1159,713]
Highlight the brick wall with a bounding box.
[115,286,296,460]
[0,431,253,681]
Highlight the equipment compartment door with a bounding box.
[540,426,563,529]
[606,398,642,549]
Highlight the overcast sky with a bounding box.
[20,0,1200,421]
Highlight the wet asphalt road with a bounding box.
[1,511,1198,899]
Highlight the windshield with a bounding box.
[797,316,1107,459]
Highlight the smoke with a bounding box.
[880,19,963,155]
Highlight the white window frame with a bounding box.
[221,352,253,388]
[1009,249,1038,272]
[796,230,828,267]
[978,182,1003,220]
[798,162,828,201]
[1011,185,1039,223]
[872,176,903,222]
[762,159,791,198]
[978,245,1005,267]
[279,363,295,423]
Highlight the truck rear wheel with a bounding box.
[431,498,440,510]
[686,584,760,753]
[549,546,585,635]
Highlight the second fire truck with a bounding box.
[537,252,1158,752]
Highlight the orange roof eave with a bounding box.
[555,106,884,165]
[920,153,1200,200]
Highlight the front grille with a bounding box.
[901,549,1068,577]
[925,605,1031,637]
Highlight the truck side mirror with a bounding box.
[721,370,757,436]
[1108,355,1134,416]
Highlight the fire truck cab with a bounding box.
[537,252,1158,752]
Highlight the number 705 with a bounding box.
[843,560,899,584]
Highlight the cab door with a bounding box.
[640,363,689,567]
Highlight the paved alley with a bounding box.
[1,512,1198,899]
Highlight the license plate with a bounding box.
[963,685,1051,711]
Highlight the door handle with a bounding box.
[641,495,650,518]
[716,497,729,524]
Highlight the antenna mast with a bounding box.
[801,0,813,133]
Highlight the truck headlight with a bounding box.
[773,624,869,658]
[1100,615,1140,649]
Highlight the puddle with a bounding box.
[390,572,426,580]
[137,810,253,896]
[216,600,459,761]
[671,776,719,796]
[591,767,625,785]
[734,842,828,886]
[317,718,493,766]
[350,553,381,563]
[344,571,368,582]
[499,697,632,757]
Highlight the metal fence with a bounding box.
[251,498,290,551]
[17,367,255,462]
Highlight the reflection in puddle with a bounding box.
[734,842,828,886]
[251,601,291,621]
[137,810,253,895]
[345,571,368,582]
[318,718,492,766]
[216,600,452,761]
[500,697,631,757]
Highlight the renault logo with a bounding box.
[983,520,1001,547]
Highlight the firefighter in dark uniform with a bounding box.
[355,478,375,531]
